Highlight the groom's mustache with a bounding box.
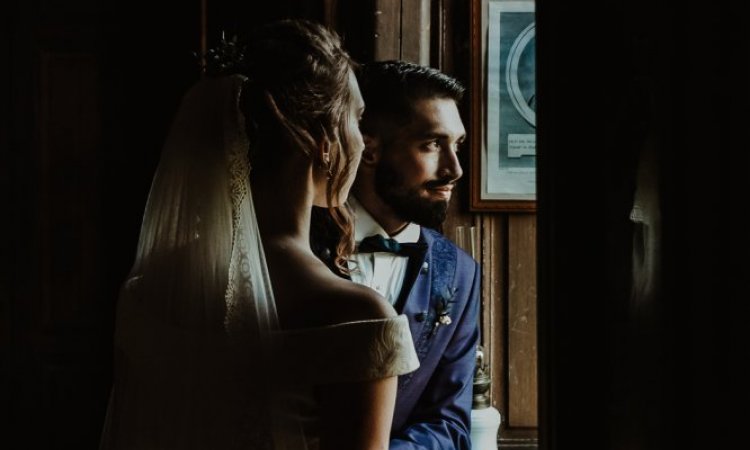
[424,178,456,189]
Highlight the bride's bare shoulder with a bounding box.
[277,256,397,329]
[322,273,397,323]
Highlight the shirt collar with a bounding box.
[349,196,421,244]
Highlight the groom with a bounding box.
[313,61,480,449]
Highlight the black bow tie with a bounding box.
[357,234,426,258]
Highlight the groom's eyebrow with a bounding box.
[418,131,446,139]
[416,130,464,141]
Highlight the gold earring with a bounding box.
[322,153,332,179]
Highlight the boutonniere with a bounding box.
[431,287,457,336]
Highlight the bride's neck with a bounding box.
[250,157,314,248]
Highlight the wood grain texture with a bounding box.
[481,214,506,413]
[322,0,339,27]
[400,0,431,64]
[373,0,401,60]
[507,214,538,427]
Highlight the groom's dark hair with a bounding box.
[356,61,465,144]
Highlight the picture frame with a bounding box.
[470,0,536,212]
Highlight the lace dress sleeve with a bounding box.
[272,314,419,385]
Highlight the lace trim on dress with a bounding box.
[273,314,419,385]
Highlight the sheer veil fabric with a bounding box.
[100,75,297,449]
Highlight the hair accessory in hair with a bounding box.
[195,31,246,76]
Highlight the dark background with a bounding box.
[537,1,750,449]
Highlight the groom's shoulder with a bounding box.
[421,227,476,267]
[420,227,446,245]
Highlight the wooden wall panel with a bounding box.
[401,0,431,64]
[479,214,538,434]
[368,0,430,64]
[481,214,506,413]
[373,0,401,60]
[507,214,538,428]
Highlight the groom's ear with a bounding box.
[360,134,380,167]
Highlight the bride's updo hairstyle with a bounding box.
[239,19,356,273]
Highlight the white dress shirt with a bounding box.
[348,197,421,305]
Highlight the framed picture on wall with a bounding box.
[470,0,536,211]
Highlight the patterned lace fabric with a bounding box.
[273,314,419,384]
[223,79,277,338]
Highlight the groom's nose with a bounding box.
[437,146,463,182]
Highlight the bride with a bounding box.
[100,19,418,449]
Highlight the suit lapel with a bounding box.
[401,230,459,361]
[394,234,427,312]
[398,230,435,360]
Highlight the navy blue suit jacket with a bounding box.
[389,228,480,449]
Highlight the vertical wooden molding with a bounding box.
[322,0,339,27]
[507,214,538,428]
[401,0,431,64]
[482,214,506,414]
[373,0,401,60]
[468,0,486,211]
[431,0,445,69]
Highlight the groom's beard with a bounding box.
[375,159,451,229]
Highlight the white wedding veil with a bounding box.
[100,75,287,449]
[130,74,277,335]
